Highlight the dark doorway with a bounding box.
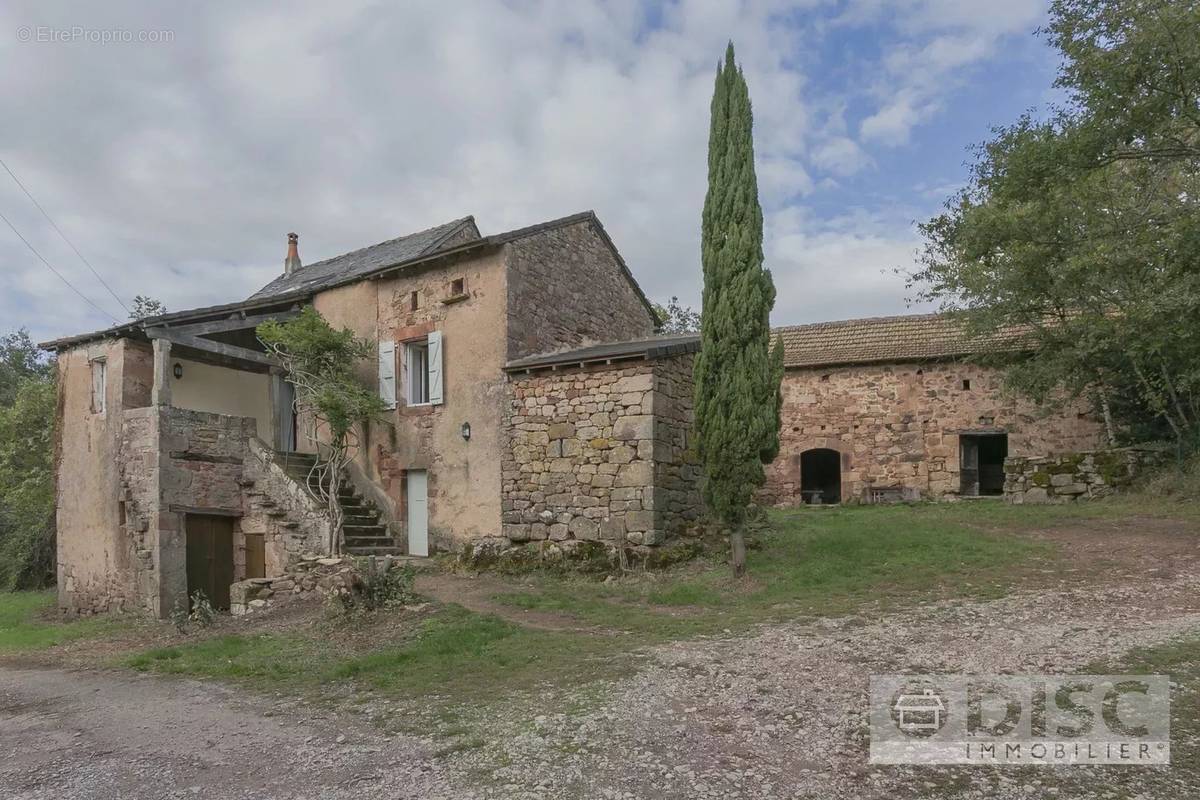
[800,448,841,504]
[960,434,1008,496]
[186,515,235,610]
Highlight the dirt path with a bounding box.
[415,571,611,632]
[0,667,465,800]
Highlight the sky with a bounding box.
[0,0,1064,343]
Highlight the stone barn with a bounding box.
[762,313,1107,504]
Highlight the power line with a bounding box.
[0,156,131,315]
[0,207,121,324]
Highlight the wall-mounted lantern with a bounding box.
[172,362,184,379]
[461,421,471,441]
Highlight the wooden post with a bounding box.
[152,338,172,407]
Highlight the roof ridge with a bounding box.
[301,215,475,271]
[420,215,478,256]
[773,310,953,331]
[487,210,596,244]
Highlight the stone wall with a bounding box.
[114,407,255,617]
[1004,446,1169,504]
[764,360,1107,504]
[504,218,657,361]
[240,440,333,575]
[57,338,152,616]
[501,355,700,553]
[314,248,510,552]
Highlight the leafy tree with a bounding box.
[653,296,702,334]
[0,328,51,408]
[129,295,167,320]
[0,375,56,590]
[258,308,386,554]
[693,43,784,577]
[911,0,1200,449]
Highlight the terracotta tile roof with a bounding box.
[775,312,1030,369]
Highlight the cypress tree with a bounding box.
[693,43,784,577]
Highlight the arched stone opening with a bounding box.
[800,448,841,504]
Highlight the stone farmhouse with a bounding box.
[43,211,1102,617]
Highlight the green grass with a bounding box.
[127,605,622,702]
[0,590,124,653]
[123,500,1194,712]
[491,504,1054,638]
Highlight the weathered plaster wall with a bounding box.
[764,360,1107,504]
[169,357,272,440]
[504,220,656,360]
[313,249,509,551]
[502,356,700,549]
[56,339,149,614]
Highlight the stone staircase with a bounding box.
[275,451,405,557]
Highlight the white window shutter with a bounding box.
[378,340,396,409]
[428,331,444,405]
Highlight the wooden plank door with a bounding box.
[407,470,429,557]
[185,515,235,610]
[959,437,980,497]
[244,533,265,580]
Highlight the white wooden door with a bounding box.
[406,470,429,557]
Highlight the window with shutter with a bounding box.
[428,331,443,405]
[378,340,396,409]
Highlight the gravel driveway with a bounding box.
[0,667,461,800]
[4,519,1200,799]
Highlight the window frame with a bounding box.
[90,357,107,415]
[405,339,431,406]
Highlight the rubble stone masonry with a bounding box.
[504,219,656,360]
[501,354,701,550]
[764,360,1106,503]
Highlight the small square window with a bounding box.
[961,379,971,391]
[450,277,465,297]
[409,291,419,311]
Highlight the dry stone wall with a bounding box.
[501,355,701,555]
[1004,446,1169,504]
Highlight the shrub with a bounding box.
[1137,453,1200,501]
[327,560,417,617]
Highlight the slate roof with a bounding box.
[248,216,480,300]
[775,312,1031,369]
[505,334,701,372]
[42,210,660,350]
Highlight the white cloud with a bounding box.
[0,0,1032,343]
[844,0,1048,145]
[812,135,873,174]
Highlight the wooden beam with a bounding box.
[145,327,278,369]
[170,309,300,337]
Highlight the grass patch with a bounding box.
[127,633,330,684]
[126,605,621,703]
[491,504,1053,639]
[0,590,125,653]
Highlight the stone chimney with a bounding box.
[284,232,301,276]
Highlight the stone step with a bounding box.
[344,545,407,556]
[344,536,395,548]
[343,524,388,536]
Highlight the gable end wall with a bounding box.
[504,220,656,360]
